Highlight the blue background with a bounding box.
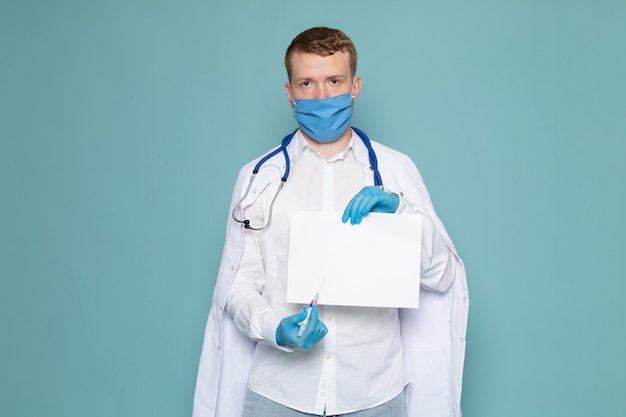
[1,1,625,416]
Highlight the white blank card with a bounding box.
[286,211,422,308]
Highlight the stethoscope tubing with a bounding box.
[232,127,383,229]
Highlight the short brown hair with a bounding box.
[285,27,358,81]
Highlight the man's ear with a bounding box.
[285,82,294,107]
[351,76,362,101]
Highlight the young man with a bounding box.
[193,27,469,417]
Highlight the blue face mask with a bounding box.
[292,93,353,143]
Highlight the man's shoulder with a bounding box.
[369,139,415,166]
[234,144,287,184]
[238,145,284,170]
[365,138,424,187]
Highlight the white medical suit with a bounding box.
[192,129,469,417]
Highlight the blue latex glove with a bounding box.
[342,186,400,225]
[276,305,327,349]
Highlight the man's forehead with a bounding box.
[290,51,352,77]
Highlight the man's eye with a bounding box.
[330,79,339,85]
[302,81,310,87]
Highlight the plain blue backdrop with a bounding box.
[1,1,625,416]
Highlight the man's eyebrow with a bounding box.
[326,74,348,80]
[293,74,348,83]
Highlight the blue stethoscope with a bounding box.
[232,127,384,230]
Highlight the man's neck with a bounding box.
[302,128,352,159]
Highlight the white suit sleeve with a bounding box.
[225,203,284,348]
[396,196,456,293]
